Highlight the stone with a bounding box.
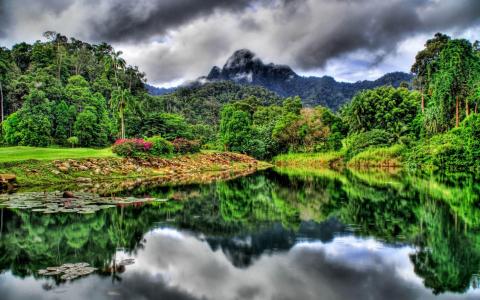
[62,191,75,198]
[76,177,92,183]
[0,174,16,183]
[58,166,69,173]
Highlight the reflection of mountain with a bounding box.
[206,219,348,268]
[1,168,480,294]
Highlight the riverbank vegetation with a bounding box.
[0,32,478,172]
[0,151,269,187]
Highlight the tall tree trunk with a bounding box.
[475,102,478,114]
[466,101,470,117]
[421,92,425,113]
[455,96,460,127]
[120,109,125,139]
[57,42,62,81]
[0,81,4,124]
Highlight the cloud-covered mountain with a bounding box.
[190,49,413,110]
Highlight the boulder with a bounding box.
[0,174,16,183]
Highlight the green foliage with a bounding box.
[0,33,145,147]
[171,138,201,154]
[142,81,283,126]
[2,112,21,145]
[411,32,450,89]
[2,90,53,146]
[147,136,173,156]
[190,123,216,145]
[425,39,480,134]
[348,144,405,167]
[219,96,345,159]
[135,112,193,140]
[407,114,480,171]
[341,86,420,138]
[53,101,75,145]
[74,108,98,147]
[67,136,79,148]
[343,129,394,159]
[111,138,152,158]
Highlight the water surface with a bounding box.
[1,168,480,300]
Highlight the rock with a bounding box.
[51,170,61,175]
[0,174,17,190]
[76,177,92,183]
[0,174,16,183]
[78,166,89,171]
[58,166,69,173]
[62,191,75,198]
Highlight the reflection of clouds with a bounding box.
[2,229,480,300]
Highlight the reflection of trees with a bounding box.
[273,167,480,295]
[0,202,183,278]
[1,168,480,294]
[411,199,480,294]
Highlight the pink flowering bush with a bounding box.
[112,138,153,158]
[171,138,201,154]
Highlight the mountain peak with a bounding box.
[191,49,413,111]
[207,49,297,83]
[224,49,257,69]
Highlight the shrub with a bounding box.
[343,129,394,159]
[67,136,79,148]
[112,138,152,158]
[348,144,405,167]
[171,138,201,154]
[147,136,173,156]
[406,114,480,171]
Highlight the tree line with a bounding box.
[0,32,479,170]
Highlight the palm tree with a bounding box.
[110,88,134,139]
[0,55,8,124]
[111,50,125,88]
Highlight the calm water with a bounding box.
[1,168,480,300]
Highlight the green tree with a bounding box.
[341,86,420,138]
[411,33,450,112]
[5,89,53,146]
[110,88,134,139]
[426,39,480,133]
[74,106,99,146]
[220,104,264,156]
[53,100,75,145]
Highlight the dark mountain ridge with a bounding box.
[149,49,413,110]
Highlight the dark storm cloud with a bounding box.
[0,0,478,83]
[287,0,480,69]
[88,0,261,42]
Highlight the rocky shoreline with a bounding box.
[0,152,271,189]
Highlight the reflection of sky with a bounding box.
[1,228,480,300]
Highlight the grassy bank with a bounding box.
[273,151,345,168]
[0,146,115,162]
[0,149,271,187]
[273,144,405,169]
[347,144,404,168]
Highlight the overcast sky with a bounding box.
[0,0,479,87]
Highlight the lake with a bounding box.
[1,168,480,300]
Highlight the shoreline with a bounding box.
[0,151,272,190]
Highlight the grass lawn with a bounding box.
[0,146,116,162]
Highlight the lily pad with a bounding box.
[38,262,97,281]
